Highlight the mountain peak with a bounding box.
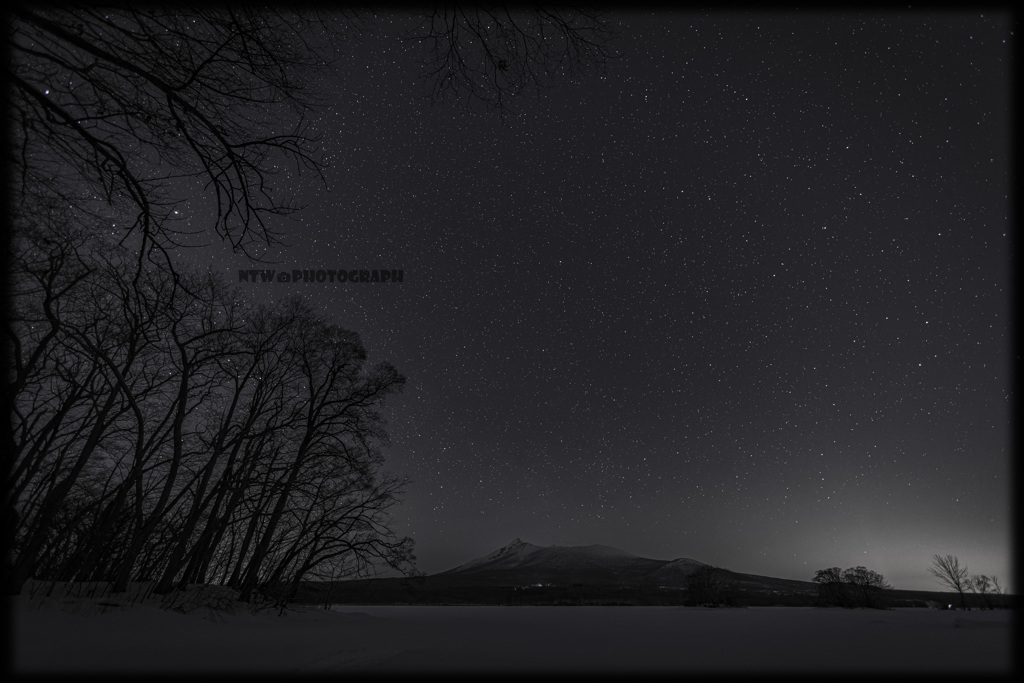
[438,539,693,586]
[445,539,655,576]
[448,538,542,573]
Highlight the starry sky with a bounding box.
[181,10,1014,592]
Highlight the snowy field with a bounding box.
[11,591,1015,674]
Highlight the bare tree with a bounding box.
[990,576,1006,609]
[842,566,891,609]
[9,6,617,263]
[686,565,733,607]
[6,10,335,581]
[813,567,851,607]
[969,574,993,610]
[6,221,411,599]
[813,566,890,608]
[929,554,970,610]
[6,219,165,593]
[8,6,333,263]
[5,5,615,601]
[405,5,617,115]
[233,310,406,603]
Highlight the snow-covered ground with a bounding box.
[11,586,1014,674]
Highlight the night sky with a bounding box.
[180,11,1014,592]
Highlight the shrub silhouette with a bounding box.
[686,565,734,606]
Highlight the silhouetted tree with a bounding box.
[6,220,161,592]
[6,221,411,598]
[686,565,733,606]
[969,574,994,610]
[8,6,332,263]
[6,9,337,593]
[929,554,970,610]
[233,310,407,603]
[990,576,1006,609]
[813,567,852,607]
[813,565,890,608]
[9,6,616,264]
[6,5,613,600]
[842,566,891,609]
[406,5,617,115]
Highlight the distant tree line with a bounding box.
[811,556,1010,611]
[5,220,411,601]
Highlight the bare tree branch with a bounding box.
[929,554,970,610]
[404,4,618,116]
[9,5,333,262]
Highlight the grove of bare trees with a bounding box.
[6,218,410,600]
[812,566,891,608]
[4,5,616,602]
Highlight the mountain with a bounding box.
[434,539,709,587]
[289,539,831,606]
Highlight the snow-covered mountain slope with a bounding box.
[449,538,545,573]
[448,539,642,572]
[438,539,705,587]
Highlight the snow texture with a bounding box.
[10,584,1014,674]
